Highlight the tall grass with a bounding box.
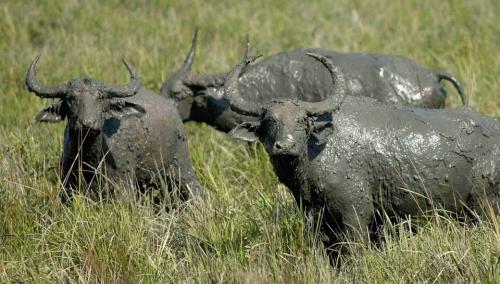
[0,0,499,282]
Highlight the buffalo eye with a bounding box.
[64,96,76,108]
[108,100,126,111]
[306,117,315,132]
[96,91,108,100]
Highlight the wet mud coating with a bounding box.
[162,32,465,132]
[27,56,204,202]
[224,51,499,249]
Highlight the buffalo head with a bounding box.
[225,46,346,158]
[27,56,145,132]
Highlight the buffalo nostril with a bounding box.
[275,142,285,150]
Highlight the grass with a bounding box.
[0,0,499,282]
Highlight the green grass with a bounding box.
[1,0,499,282]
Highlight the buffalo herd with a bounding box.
[27,30,499,253]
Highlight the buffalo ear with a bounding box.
[108,101,146,118]
[310,118,334,146]
[228,121,260,142]
[35,102,66,123]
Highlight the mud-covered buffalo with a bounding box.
[224,49,499,251]
[162,31,465,132]
[27,56,204,203]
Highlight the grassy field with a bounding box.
[1,0,499,282]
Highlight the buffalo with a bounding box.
[224,49,499,250]
[27,56,204,202]
[162,31,465,133]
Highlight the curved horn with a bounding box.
[26,55,68,98]
[437,72,466,106]
[303,53,346,115]
[160,28,198,95]
[223,37,262,117]
[100,59,141,97]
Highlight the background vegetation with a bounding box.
[0,0,499,282]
